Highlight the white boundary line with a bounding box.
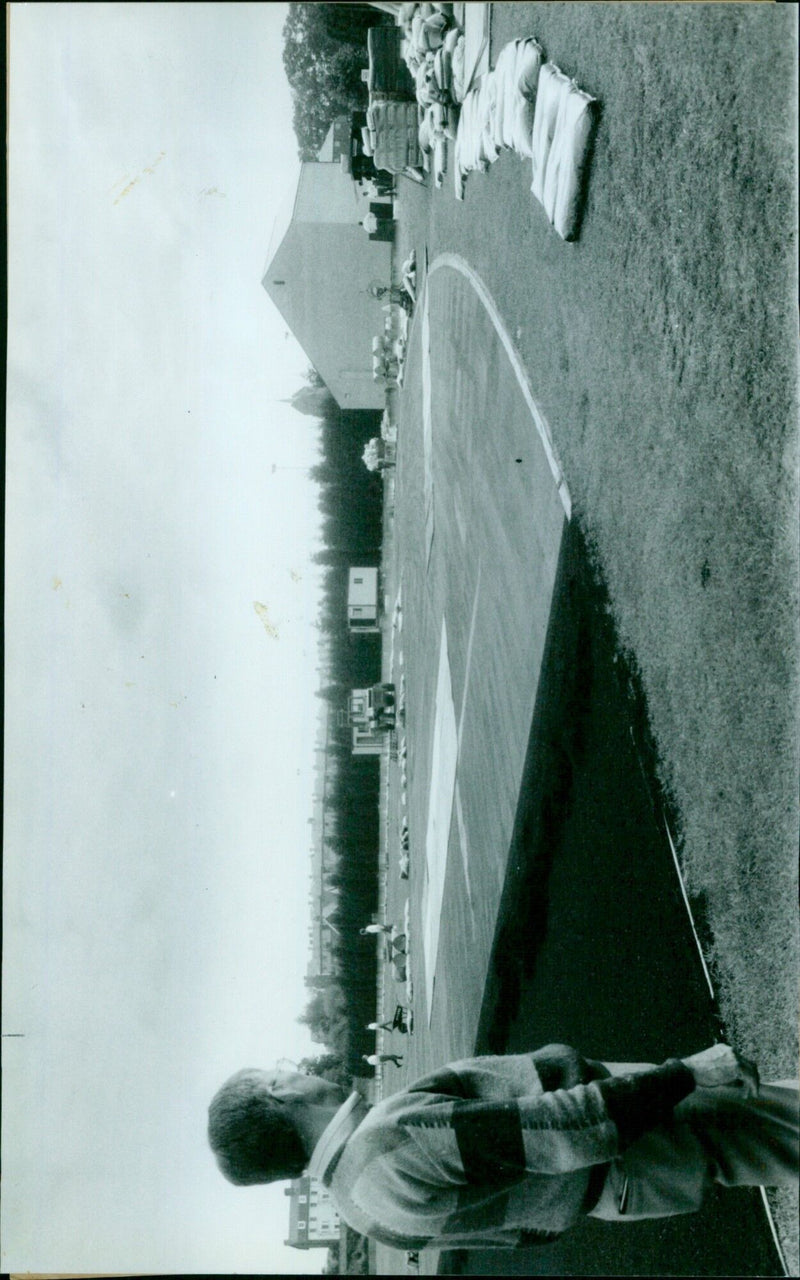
[759,1188,790,1277]
[428,252,572,519]
[661,815,716,1003]
[457,560,482,757]
[414,251,788,1278]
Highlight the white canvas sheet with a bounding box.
[422,617,458,1022]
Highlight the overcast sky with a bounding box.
[4,4,334,1272]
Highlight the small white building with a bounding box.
[285,1174,341,1249]
[351,722,385,757]
[350,688,384,756]
[349,684,396,756]
[347,567,381,633]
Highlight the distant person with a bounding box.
[367,1006,410,1035]
[367,281,413,311]
[360,922,393,936]
[362,1052,403,1068]
[207,1043,797,1252]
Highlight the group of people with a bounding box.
[363,939,411,1071]
[360,916,407,986]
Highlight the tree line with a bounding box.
[299,377,388,1078]
[282,3,390,159]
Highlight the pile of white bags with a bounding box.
[490,37,544,158]
[453,75,497,197]
[372,322,407,386]
[399,2,465,103]
[453,35,598,241]
[454,36,543,198]
[397,2,469,186]
[530,64,598,241]
[366,99,423,175]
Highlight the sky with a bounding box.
[4,4,335,1272]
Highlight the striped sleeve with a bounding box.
[401,1088,616,1178]
[596,1059,695,1148]
[402,1061,695,1179]
[452,1098,526,1182]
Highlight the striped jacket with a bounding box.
[308,1046,695,1250]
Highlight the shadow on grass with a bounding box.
[476,519,601,1055]
[447,519,782,1277]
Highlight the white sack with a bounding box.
[453,71,499,198]
[543,84,598,240]
[450,32,467,102]
[511,95,536,158]
[478,73,500,164]
[433,134,448,185]
[489,40,518,150]
[512,38,544,157]
[433,46,452,94]
[530,62,571,203]
[418,109,435,154]
[420,12,448,51]
[517,38,544,102]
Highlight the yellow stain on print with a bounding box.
[113,153,166,205]
[254,602,279,640]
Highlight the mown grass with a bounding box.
[488,0,799,1064]
[397,0,797,1264]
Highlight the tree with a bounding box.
[298,983,350,1046]
[301,398,385,1075]
[297,1051,352,1091]
[282,3,385,158]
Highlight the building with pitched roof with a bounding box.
[262,162,392,410]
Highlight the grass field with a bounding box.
[489,0,799,1063]
[395,1,797,1265]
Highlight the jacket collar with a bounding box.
[308,1091,370,1185]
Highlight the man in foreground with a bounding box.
[207,1043,798,1251]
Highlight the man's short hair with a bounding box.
[207,1068,307,1184]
